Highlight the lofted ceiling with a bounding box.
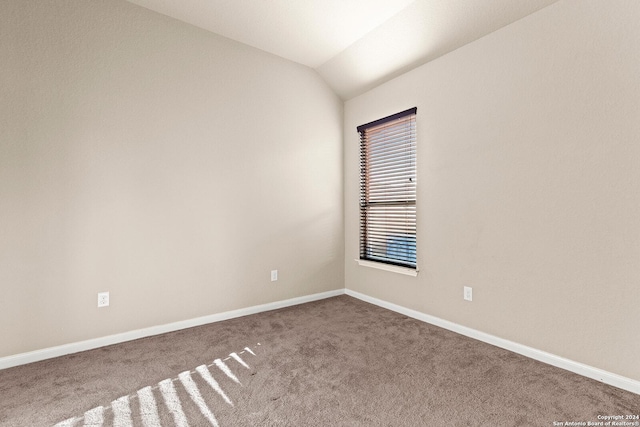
[126,0,559,100]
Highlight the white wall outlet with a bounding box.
[271,270,278,281]
[98,291,109,307]
[464,286,473,302]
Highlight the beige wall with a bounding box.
[0,0,343,358]
[345,0,640,381]
[2,0,638,384]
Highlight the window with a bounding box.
[358,107,417,269]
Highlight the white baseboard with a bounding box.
[5,287,638,396]
[345,288,640,396]
[0,289,345,370]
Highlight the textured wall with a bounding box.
[0,0,343,357]
[344,0,640,381]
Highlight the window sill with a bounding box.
[355,259,418,277]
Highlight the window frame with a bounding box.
[357,107,417,271]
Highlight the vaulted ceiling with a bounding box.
[126,0,559,100]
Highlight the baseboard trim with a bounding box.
[6,287,638,396]
[0,289,345,370]
[345,288,640,396]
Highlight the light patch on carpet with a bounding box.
[84,406,104,427]
[52,344,259,427]
[196,364,234,406]
[214,358,241,385]
[179,370,219,426]
[137,386,161,427]
[159,378,189,427]
[111,396,132,427]
[230,352,250,369]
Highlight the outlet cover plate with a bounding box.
[464,286,472,301]
[98,292,109,307]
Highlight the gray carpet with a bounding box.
[0,295,638,426]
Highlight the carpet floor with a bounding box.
[0,295,638,426]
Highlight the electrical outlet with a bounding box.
[464,286,472,302]
[98,292,109,307]
[271,270,278,281]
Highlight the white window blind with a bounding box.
[358,107,417,269]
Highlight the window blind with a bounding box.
[358,107,417,269]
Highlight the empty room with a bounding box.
[1,0,639,425]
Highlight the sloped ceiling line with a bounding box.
[126,0,559,100]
